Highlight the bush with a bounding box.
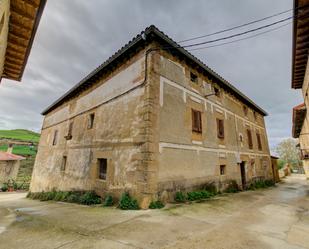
[225,180,240,193]
[1,184,8,192]
[103,195,114,207]
[203,182,217,196]
[40,191,57,201]
[149,200,164,209]
[66,192,81,203]
[187,190,211,201]
[249,179,275,190]
[54,191,70,202]
[79,191,101,205]
[175,191,186,203]
[118,192,139,210]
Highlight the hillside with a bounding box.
[0,129,40,143]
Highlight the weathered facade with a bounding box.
[31,26,273,207]
[291,0,309,179]
[0,0,46,82]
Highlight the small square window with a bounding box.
[98,158,107,180]
[88,113,95,129]
[61,156,67,171]
[220,165,226,175]
[190,72,198,83]
[214,87,220,97]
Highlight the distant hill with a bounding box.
[0,129,40,143]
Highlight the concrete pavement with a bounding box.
[0,175,308,249]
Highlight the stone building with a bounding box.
[0,147,25,185]
[30,26,273,207]
[291,0,309,179]
[0,0,46,82]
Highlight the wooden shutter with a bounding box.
[217,119,224,138]
[256,133,262,150]
[247,129,253,149]
[192,109,202,133]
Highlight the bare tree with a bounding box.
[275,138,301,168]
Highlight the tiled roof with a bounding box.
[0,151,25,161]
[42,25,268,116]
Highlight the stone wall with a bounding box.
[0,160,20,185]
[156,52,272,198]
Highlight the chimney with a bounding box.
[7,144,13,154]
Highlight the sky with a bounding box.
[0,0,302,151]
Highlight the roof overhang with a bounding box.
[1,0,46,82]
[292,103,306,137]
[42,25,268,116]
[291,0,309,89]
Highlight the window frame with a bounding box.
[52,130,58,146]
[98,158,107,180]
[190,72,198,83]
[216,118,225,139]
[61,156,67,172]
[191,109,202,133]
[247,129,253,149]
[220,165,226,175]
[256,132,262,151]
[88,113,95,129]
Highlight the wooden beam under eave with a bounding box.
[22,0,40,8]
[10,19,32,32]
[5,56,24,65]
[10,6,36,21]
[7,37,27,48]
[6,44,26,54]
[4,67,21,75]
[6,50,24,61]
[4,62,22,71]
[9,32,29,42]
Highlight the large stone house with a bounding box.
[0,0,46,83]
[291,0,309,179]
[30,26,273,207]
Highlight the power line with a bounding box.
[188,21,292,51]
[178,4,309,43]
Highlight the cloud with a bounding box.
[0,0,301,148]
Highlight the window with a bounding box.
[61,156,67,171]
[220,165,226,175]
[214,87,220,97]
[52,130,58,146]
[65,122,73,140]
[253,111,257,121]
[243,105,248,116]
[256,133,262,151]
[98,158,107,180]
[190,72,198,83]
[217,119,224,139]
[247,129,253,149]
[88,113,95,129]
[192,109,202,133]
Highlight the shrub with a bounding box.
[79,191,101,205]
[225,180,240,193]
[54,191,70,202]
[203,182,217,196]
[103,195,114,207]
[249,179,275,190]
[118,192,139,210]
[187,190,211,201]
[66,192,81,203]
[149,200,164,209]
[40,191,57,201]
[1,184,8,192]
[175,191,186,203]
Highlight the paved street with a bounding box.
[0,175,308,249]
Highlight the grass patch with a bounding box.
[0,129,40,143]
[0,145,36,156]
[248,179,275,190]
[27,190,102,205]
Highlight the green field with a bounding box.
[0,129,40,143]
[0,145,37,156]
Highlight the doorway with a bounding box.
[240,161,246,189]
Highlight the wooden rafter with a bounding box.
[22,0,40,8]
[10,6,35,21]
